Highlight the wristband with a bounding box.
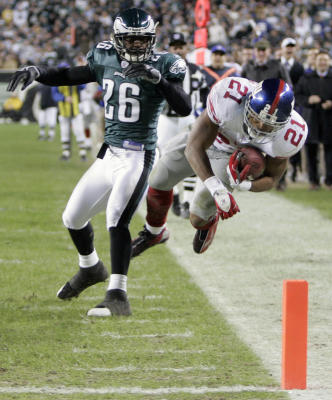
[240,180,252,191]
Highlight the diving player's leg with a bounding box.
[57,157,111,300]
[132,131,194,257]
[87,148,155,316]
[157,115,182,216]
[190,153,232,254]
[156,114,178,155]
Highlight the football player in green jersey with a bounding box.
[7,8,191,317]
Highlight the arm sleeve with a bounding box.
[37,65,96,86]
[157,78,192,116]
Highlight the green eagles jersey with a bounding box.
[87,41,186,150]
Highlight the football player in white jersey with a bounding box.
[132,77,308,255]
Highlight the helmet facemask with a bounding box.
[112,33,156,62]
[243,79,294,143]
[112,9,157,62]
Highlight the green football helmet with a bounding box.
[112,8,157,62]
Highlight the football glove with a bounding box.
[204,176,240,220]
[123,63,161,84]
[226,150,252,191]
[7,66,40,92]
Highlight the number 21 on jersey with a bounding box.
[284,118,305,147]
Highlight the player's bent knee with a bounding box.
[149,161,174,190]
[62,209,88,230]
[190,213,208,229]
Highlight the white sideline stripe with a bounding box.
[123,318,180,324]
[0,259,23,264]
[79,318,179,324]
[155,349,205,354]
[101,330,193,338]
[0,385,284,395]
[130,295,164,299]
[0,228,63,235]
[74,366,216,372]
[72,347,205,354]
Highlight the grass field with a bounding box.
[0,123,330,400]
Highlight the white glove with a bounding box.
[204,176,240,219]
[228,172,252,191]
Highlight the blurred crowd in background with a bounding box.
[1,0,332,191]
[1,0,332,69]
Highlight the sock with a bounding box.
[146,187,173,227]
[107,274,127,292]
[79,249,99,268]
[109,226,131,275]
[145,221,166,235]
[68,222,94,255]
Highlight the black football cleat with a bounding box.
[87,289,132,317]
[131,226,170,258]
[57,261,108,300]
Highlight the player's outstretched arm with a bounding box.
[7,65,96,92]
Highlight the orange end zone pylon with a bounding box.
[281,280,308,390]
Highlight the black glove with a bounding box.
[123,63,161,84]
[7,66,40,92]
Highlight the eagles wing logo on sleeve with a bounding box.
[169,58,187,74]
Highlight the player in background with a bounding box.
[7,8,191,317]
[51,65,88,161]
[157,32,208,219]
[36,83,58,141]
[131,78,307,256]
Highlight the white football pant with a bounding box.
[62,146,155,230]
[38,107,58,138]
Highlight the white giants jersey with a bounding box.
[206,77,308,158]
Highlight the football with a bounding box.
[239,147,266,179]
